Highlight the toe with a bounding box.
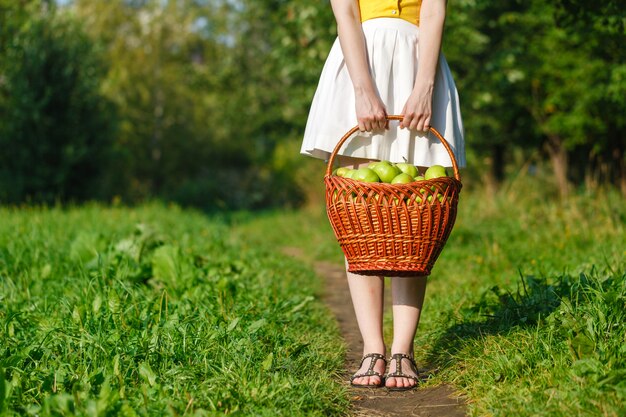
[369,376,381,386]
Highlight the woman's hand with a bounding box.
[355,87,388,132]
[401,0,446,132]
[400,81,433,132]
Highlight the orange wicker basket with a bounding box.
[324,115,462,277]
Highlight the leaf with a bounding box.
[113,354,121,377]
[262,352,273,372]
[69,232,101,265]
[93,295,102,314]
[227,317,240,332]
[152,244,193,285]
[114,238,140,261]
[290,296,314,314]
[247,318,267,334]
[151,245,179,283]
[40,264,52,279]
[138,362,157,387]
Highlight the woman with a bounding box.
[300,0,465,390]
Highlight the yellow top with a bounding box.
[359,0,422,26]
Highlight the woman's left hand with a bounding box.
[400,81,434,132]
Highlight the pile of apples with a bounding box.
[331,161,452,204]
[333,161,449,183]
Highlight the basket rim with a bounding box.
[324,115,462,183]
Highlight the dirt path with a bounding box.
[284,248,467,417]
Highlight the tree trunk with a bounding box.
[492,143,506,184]
[616,147,626,197]
[545,134,569,199]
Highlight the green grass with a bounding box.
[0,203,348,416]
[1,176,625,417]
[233,176,626,417]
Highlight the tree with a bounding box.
[445,0,626,196]
[0,2,116,203]
[553,0,626,194]
[444,0,540,189]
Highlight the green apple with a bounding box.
[344,169,355,179]
[395,163,419,178]
[427,194,444,203]
[336,167,350,177]
[391,173,414,184]
[352,168,381,183]
[414,175,425,181]
[409,195,423,204]
[370,160,392,167]
[372,163,401,183]
[424,165,448,180]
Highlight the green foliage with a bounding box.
[0,203,348,416]
[1,0,625,206]
[0,4,116,203]
[445,0,626,190]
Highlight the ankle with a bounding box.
[362,342,386,356]
[390,344,414,356]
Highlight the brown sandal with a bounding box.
[350,353,386,388]
[385,353,420,391]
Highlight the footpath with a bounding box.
[307,254,468,417]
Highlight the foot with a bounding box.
[385,353,420,391]
[350,353,387,388]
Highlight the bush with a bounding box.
[0,9,116,203]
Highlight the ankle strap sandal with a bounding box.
[385,353,420,391]
[350,353,386,388]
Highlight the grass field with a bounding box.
[1,175,625,416]
[0,204,347,416]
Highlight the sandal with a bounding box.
[350,353,386,388]
[385,353,420,391]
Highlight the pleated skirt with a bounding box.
[300,18,466,168]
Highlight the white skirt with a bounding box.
[300,18,466,168]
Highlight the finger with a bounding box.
[410,115,422,131]
[377,112,387,130]
[399,104,408,128]
[416,114,431,132]
[358,120,366,132]
[423,116,432,132]
[402,113,414,129]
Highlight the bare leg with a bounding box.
[339,157,386,386]
[346,263,386,386]
[386,276,427,389]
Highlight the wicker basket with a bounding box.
[324,115,462,277]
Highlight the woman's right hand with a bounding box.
[330,0,387,133]
[355,88,388,132]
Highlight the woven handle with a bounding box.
[324,115,461,181]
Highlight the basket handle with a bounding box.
[324,115,461,181]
